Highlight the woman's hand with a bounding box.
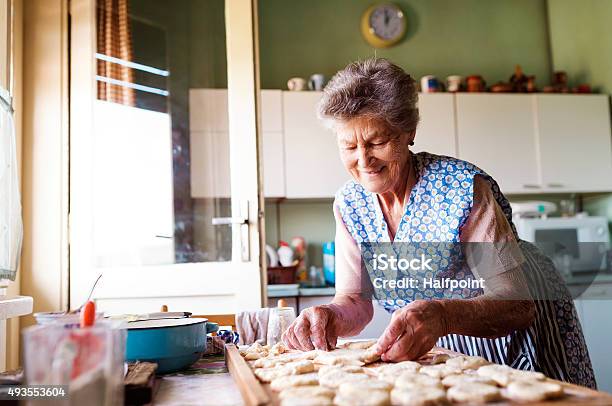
[372,300,448,362]
[282,305,338,351]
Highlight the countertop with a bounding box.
[267,284,335,298]
[0,295,33,320]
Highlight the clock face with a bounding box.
[369,4,405,41]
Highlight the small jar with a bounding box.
[267,306,296,346]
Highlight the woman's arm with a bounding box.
[283,201,374,350]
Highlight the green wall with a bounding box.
[547,0,612,93]
[547,0,612,227]
[259,0,552,89]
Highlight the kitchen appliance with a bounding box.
[125,318,218,374]
[514,216,610,273]
[510,200,557,219]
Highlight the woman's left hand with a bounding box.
[372,300,448,362]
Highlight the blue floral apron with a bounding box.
[335,151,596,388]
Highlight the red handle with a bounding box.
[80,301,96,328]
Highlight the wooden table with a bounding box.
[224,344,612,406]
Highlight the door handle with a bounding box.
[523,184,541,189]
[211,201,251,262]
[547,183,564,188]
[211,217,248,226]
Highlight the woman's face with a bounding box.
[335,116,413,194]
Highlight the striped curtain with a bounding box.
[96,0,135,106]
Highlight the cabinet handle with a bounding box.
[547,183,564,188]
[523,184,541,189]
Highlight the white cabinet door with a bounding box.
[283,91,349,198]
[190,89,287,198]
[261,90,285,197]
[456,94,540,194]
[414,93,456,157]
[537,95,612,192]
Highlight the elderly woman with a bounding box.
[282,58,595,388]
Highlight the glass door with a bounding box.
[69,0,264,314]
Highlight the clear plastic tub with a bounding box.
[23,320,126,406]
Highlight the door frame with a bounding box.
[69,0,266,312]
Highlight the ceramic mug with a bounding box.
[287,77,307,91]
[446,75,462,92]
[308,74,326,91]
[420,75,439,93]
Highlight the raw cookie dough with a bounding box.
[390,386,447,406]
[318,368,370,389]
[477,364,545,386]
[441,373,496,387]
[338,340,377,350]
[338,380,392,397]
[447,382,502,403]
[506,380,564,402]
[280,396,333,406]
[444,355,488,370]
[278,385,335,399]
[419,364,462,379]
[394,371,443,389]
[270,373,320,391]
[333,390,390,406]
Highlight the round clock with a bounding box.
[361,3,407,48]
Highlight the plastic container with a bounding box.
[322,241,335,285]
[23,320,126,406]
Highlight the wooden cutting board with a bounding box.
[225,344,612,406]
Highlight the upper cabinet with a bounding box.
[414,93,457,157]
[536,95,612,192]
[456,94,540,193]
[282,91,348,198]
[190,89,612,199]
[189,89,286,198]
[456,94,612,194]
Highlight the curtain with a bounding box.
[96,0,135,106]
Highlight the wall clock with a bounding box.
[361,3,407,48]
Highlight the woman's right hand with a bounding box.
[282,305,338,351]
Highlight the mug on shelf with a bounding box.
[308,74,326,91]
[287,77,307,91]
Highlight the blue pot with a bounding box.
[125,318,218,374]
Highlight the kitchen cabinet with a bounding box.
[260,90,286,197]
[189,89,286,198]
[456,94,612,194]
[282,92,458,198]
[282,91,349,198]
[456,94,540,194]
[414,93,457,157]
[537,95,612,192]
[191,90,612,199]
